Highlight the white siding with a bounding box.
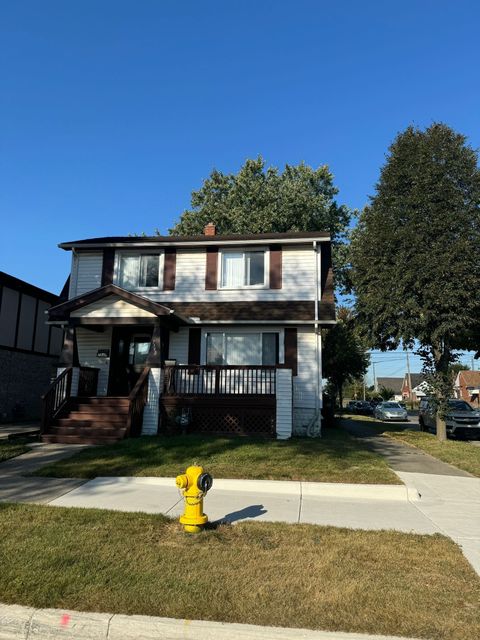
[292,328,322,435]
[152,245,315,301]
[76,327,112,395]
[142,368,161,435]
[71,252,103,297]
[276,369,293,439]
[71,295,155,318]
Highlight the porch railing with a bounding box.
[41,367,73,434]
[78,366,100,397]
[163,365,276,396]
[126,366,150,437]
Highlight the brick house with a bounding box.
[454,370,480,407]
[0,272,64,421]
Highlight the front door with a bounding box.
[108,327,153,396]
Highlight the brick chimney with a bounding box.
[204,222,217,236]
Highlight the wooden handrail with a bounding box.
[126,366,151,437]
[163,364,277,396]
[41,367,73,434]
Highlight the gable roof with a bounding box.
[403,373,426,389]
[457,370,480,387]
[48,284,191,325]
[377,377,403,394]
[58,230,331,250]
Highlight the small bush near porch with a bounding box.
[0,503,479,640]
[34,426,400,484]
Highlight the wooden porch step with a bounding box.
[48,425,127,437]
[72,397,130,407]
[56,418,127,429]
[70,406,129,416]
[63,411,128,422]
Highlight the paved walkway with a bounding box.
[0,442,89,503]
[0,603,421,640]
[0,422,40,440]
[341,419,472,476]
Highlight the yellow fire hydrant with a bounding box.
[175,465,213,533]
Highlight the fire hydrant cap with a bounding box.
[175,474,188,489]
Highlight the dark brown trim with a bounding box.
[188,327,202,365]
[13,292,22,349]
[0,343,60,359]
[58,327,79,367]
[163,248,176,291]
[269,245,282,289]
[320,241,334,310]
[205,247,218,290]
[31,297,40,352]
[146,324,162,366]
[59,276,71,301]
[101,248,116,286]
[48,284,178,319]
[0,271,60,304]
[284,328,298,376]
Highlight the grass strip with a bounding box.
[0,441,30,463]
[0,503,478,640]
[33,428,399,484]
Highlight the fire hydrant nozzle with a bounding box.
[175,465,213,533]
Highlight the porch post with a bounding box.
[276,368,292,439]
[58,327,80,395]
[141,324,162,435]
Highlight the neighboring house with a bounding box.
[0,271,64,421]
[376,377,403,401]
[401,373,430,402]
[454,370,480,407]
[43,225,335,443]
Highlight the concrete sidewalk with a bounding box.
[47,473,480,576]
[0,603,421,640]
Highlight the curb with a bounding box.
[94,477,420,502]
[0,603,421,640]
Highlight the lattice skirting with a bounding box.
[161,396,276,437]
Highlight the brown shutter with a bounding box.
[205,247,218,290]
[188,328,201,365]
[163,248,176,291]
[101,249,115,286]
[284,328,297,376]
[269,245,282,289]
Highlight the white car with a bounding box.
[374,401,409,422]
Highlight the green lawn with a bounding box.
[0,503,478,640]
[33,428,400,484]
[0,441,30,462]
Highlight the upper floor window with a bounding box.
[220,249,266,288]
[116,252,162,290]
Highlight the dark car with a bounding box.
[355,401,374,416]
[419,398,480,439]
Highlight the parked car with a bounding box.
[355,401,374,416]
[346,401,359,413]
[418,399,480,439]
[374,401,409,422]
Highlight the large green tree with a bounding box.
[322,307,370,409]
[351,123,480,440]
[168,156,351,289]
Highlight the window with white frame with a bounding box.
[206,332,278,365]
[220,250,266,288]
[116,253,162,290]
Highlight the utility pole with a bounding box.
[406,351,413,410]
[472,356,475,371]
[363,376,366,401]
[372,362,377,393]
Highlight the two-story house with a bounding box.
[42,225,335,443]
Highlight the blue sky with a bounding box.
[1,1,479,379]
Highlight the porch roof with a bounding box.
[47,284,192,328]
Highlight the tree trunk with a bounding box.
[436,413,447,441]
[339,385,344,410]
